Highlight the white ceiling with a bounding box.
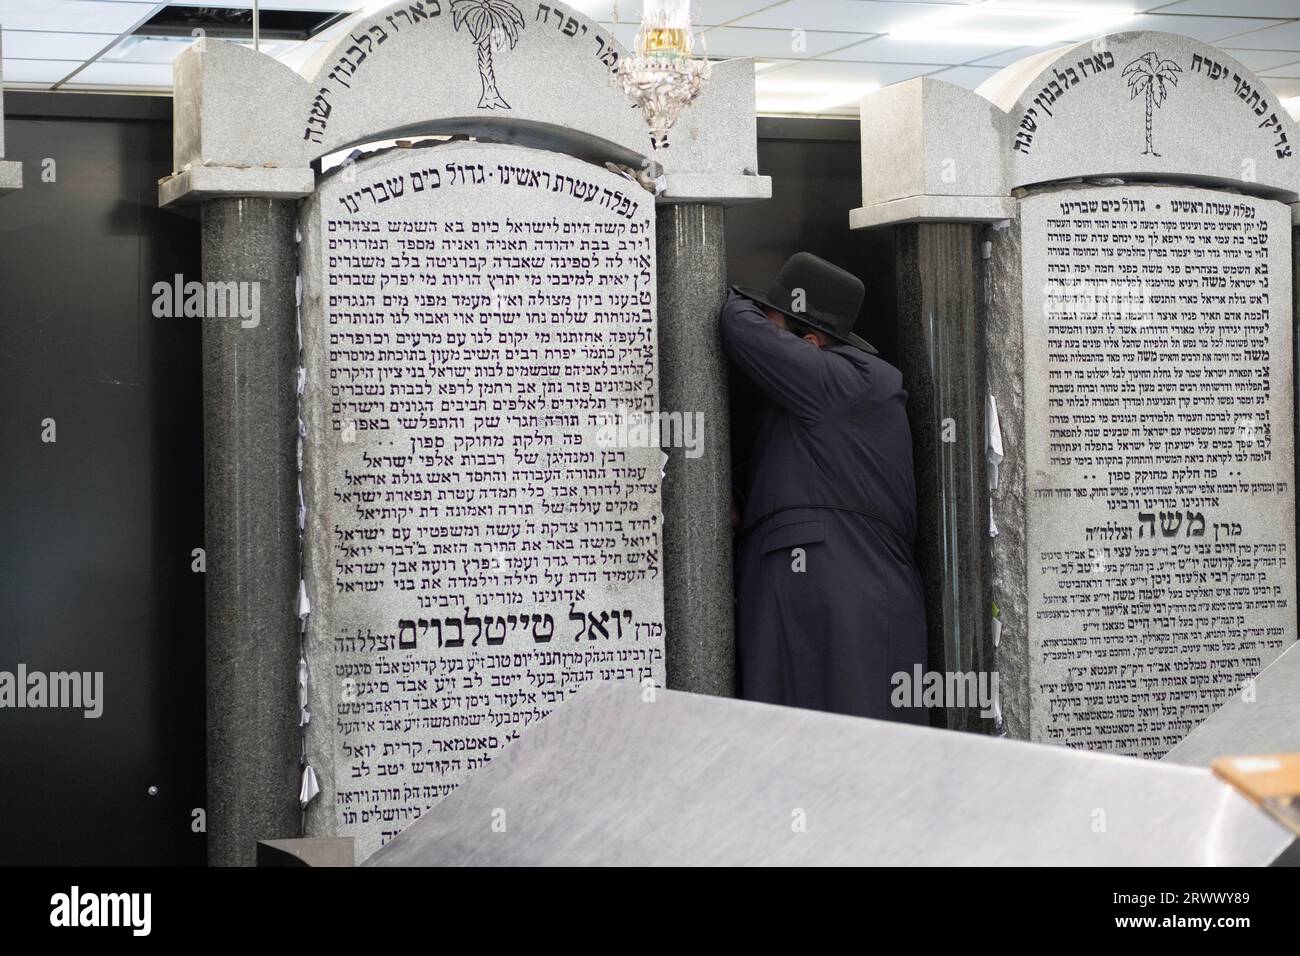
[1,0,1299,117]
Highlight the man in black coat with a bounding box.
[722,252,928,723]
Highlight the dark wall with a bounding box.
[0,94,206,866]
[0,99,873,866]
[725,118,897,365]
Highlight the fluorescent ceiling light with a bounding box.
[889,2,1134,46]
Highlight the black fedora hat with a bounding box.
[733,252,877,354]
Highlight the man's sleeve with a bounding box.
[719,290,840,422]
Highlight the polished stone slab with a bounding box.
[1164,642,1300,768]
[365,683,1296,866]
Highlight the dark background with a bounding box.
[0,96,894,865]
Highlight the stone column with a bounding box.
[655,202,735,696]
[894,222,992,731]
[200,198,301,866]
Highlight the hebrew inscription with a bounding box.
[301,142,664,858]
[1020,184,1296,757]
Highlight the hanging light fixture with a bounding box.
[612,0,711,149]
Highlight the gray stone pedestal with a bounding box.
[200,198,301,866]
[656,202,736,696]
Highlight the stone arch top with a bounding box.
[162,0,768,206]
[853,30,1300,228]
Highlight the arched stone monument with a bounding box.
[0,29,23,194]
[161,0,769,865]
[855,31,1299,754]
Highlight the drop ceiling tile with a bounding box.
[1218,48,1300,72]
[586,0,776,28]
[699,25,862,58]
[921,63,1004,90]
[734,1,961,34]
[821,34,1017,64]
[62,59,175,88]
[1209,21,1300,50]
[1158,0,1300,15]
[1258,76,1300,96]
[0,29,114,60]
[99,35,192,64]
[0,1,157,34]
[275,40,327,72]
[166,0,359,9]
[967,44,1068,68]
[757,57,934,87]
[0,56,77,84]
[1260,59,1300,77]
[1114,13,1289,43]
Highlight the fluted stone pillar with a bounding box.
[656,202,735,696]
[894,222,991,731]
[200,198,301,865]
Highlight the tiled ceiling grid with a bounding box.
[0,0,1298,116]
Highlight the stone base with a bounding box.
[365,684,1296,866]
[850,195,1016,229]
[0,160,22,193]
[160,164,314,206]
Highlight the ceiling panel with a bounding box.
[0,56,79,84]
[1159,0,1300,15]
[733,1,958,33]
[820,34,1018,64]
[1109,13,1288,42]
[1260,59,1300,77]
[1218,47,1300,71]
[165,0,358,8]
[1209,21,1300,49]
[0,1,157,33]
[696,25,856,58]
[0,30,117,60]
[579,0,780,27]
[757,56,933,86]
[922,63,1003,87]
[64,58,174,88]
[0,1,1297,113]
[966,43,1066,68]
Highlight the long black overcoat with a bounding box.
[721,291,928,722]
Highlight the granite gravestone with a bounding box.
[1016,184,1293,755]
[300,141,665,858]
[161,0,768,865]
[854,31,1300,755]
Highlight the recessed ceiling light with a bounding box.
[889,2,1134,46]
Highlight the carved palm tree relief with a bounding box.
[1122,52,1182,157]
[451,0,526,110]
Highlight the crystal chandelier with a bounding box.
[612,0,711,149]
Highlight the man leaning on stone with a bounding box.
[722,252,928,723]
